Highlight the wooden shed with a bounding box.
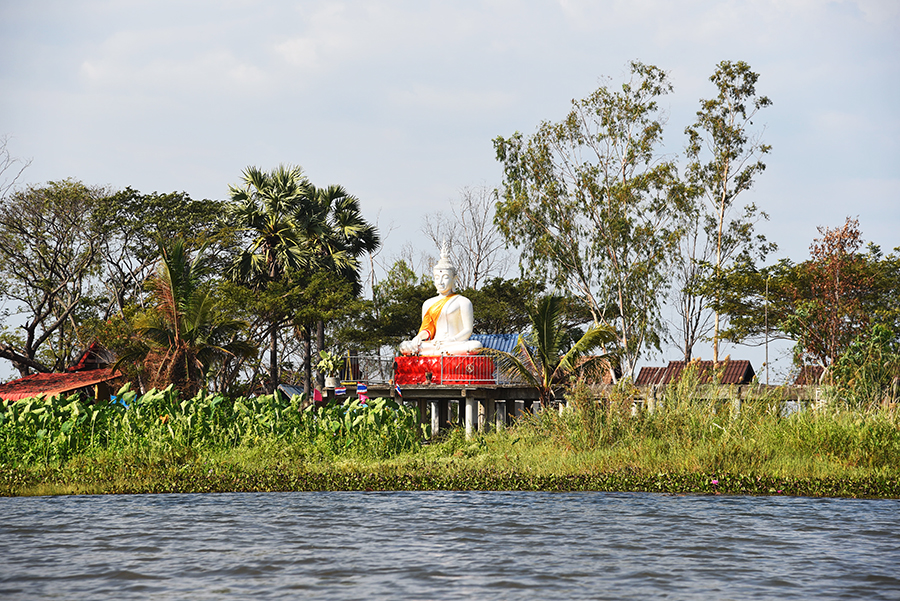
[0,343,121,402]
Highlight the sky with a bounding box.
[1,0,898,381]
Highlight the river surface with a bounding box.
[1,491,898,600]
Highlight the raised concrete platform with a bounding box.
[323,383,541,438]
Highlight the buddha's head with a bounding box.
[432,242,457,295]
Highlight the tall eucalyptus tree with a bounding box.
[681,60,773,364]
[494,61,686,379]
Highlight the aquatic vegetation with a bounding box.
[0,385,421,467]
[1,382,898,498]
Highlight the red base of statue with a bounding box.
[394,355,495,386]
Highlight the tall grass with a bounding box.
[513,380,900,479]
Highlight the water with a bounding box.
[1,491,898,600]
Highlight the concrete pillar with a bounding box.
[430,400,441,438]
[465,394,477,439]
[495,400,507,430]
[418,399,428,429]
[481,399,495,432]
[438,400,450,432]
[514,400,525,419]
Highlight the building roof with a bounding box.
[0,368,122,402]
[472,333,520,354]
[635,360,755,386]
[67,341,115,372]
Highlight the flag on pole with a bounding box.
[313,388,323,403]
[356,383,368,394]
[335,386,346,396]
[394,383,402,397]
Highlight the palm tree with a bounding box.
[229,164,314,283]
[490,295,617,407]
[228,165,315,392]
[119,239,255,397]
[305,184,381,294]
[229,166,381,393]
[299,184,381,386]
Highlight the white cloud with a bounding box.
[389,85,515,114]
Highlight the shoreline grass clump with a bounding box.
[1,382,898,498]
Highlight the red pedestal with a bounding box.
[394,355,495,386]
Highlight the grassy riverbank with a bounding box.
[2,384,898,498]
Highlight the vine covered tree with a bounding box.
[494,61,685,379]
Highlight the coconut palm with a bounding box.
[118,239,255,397]
[490,295,617,407]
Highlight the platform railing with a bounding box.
[346,354,526,387]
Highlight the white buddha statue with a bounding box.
[399,244,483,356]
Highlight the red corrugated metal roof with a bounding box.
[635,360,755,386]
[0,368,122,401]
[635,366,667,386]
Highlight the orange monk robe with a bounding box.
[417,294,456,341]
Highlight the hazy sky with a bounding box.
[1,0,898,378]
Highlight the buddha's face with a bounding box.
[433,269,455,295]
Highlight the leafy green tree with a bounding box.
[464,277,546,334]
[494,61,684,379]
[116,239,255,397]
[94,188,235,318]
[715,218,898,368]
[0,179,108,375]
[489,295,617,407]
[681,60,773,364]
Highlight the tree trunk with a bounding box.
[302,326,312,396]
[316,319,325,388]
[269,324,278,394]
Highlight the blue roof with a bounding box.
[278,384,305,398]
[472,333,520,353]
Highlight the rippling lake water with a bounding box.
[1,491,898,600]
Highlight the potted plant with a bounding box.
[317,350,345,389]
